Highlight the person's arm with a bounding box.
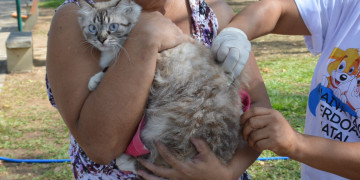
[233,0,360,179]
[228,0,310,40]
[241,107,360,179]
[46,4,188,164]
[208,0,272,177]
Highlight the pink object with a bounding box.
[125,90,251,157]
[239,89,251,112]
[125,116,150,157]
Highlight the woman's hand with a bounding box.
[240,107,300,157]
[131,11,192,52]
[137,138,233,180]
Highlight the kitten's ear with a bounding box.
[114,0,122,6]
[122,0,133,4]
[119,0,135,6]
[116,0,134,14]
[78,0,94,9]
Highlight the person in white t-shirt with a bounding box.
[211,0,360,179]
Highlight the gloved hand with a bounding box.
[211,27,251,80]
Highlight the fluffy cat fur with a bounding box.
[78,0,246,174]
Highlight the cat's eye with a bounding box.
[120,23,131,27]
[109,23,119,32]
[88,25,97,34]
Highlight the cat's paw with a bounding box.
[88,72,104,91]
[116,154,137,173]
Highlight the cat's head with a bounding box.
[78,0,142,51]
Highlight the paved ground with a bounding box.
[0,0,31,95]
[0,0,19,32]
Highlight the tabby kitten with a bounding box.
[78,0,141,91]
[78,0,245,173]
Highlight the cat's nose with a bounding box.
[98,37,107,44]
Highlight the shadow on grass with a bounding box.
[0,60,6,74]
[33,59,46,67]
[0,27,18,32]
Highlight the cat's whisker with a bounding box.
[79,40,98,58]
[80,40,94,52]
[112,45,121,56]
[124,37,136,41]
[115,44,133,65]
[123,48,132,65]
[90,46,97,58]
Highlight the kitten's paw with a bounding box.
[88,72,104,91]
[116,154,137,173]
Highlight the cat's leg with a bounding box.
[88,72,105,91]
[116,154,137,173]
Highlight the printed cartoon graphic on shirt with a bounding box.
[346,72,360,115]
[309,47,360,141]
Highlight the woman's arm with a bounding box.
[46,4,188,164]
[228,0,310,40]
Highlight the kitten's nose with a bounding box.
[98,36,107,44]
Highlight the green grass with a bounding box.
[0,70,73,179]
[39,0,65,8]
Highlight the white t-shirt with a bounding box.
[294,0,360,179]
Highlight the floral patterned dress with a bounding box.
[46,0,250,179]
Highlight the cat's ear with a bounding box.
[114,0,122,7]
[116,0,134,14]
[78,0,94,9]
[122,0,133,4]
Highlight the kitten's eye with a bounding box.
[88,25,97,34]
[109,23,119,32]
[121,23,131,27]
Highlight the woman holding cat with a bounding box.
[46,0,271,179]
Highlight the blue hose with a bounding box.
[0,156,70,163]
[0,156,289,163]
[257,156,290,161]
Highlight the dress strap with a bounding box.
[189,0,219,47]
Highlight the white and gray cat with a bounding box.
[78,0,246,173]
[78,0,141,91]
